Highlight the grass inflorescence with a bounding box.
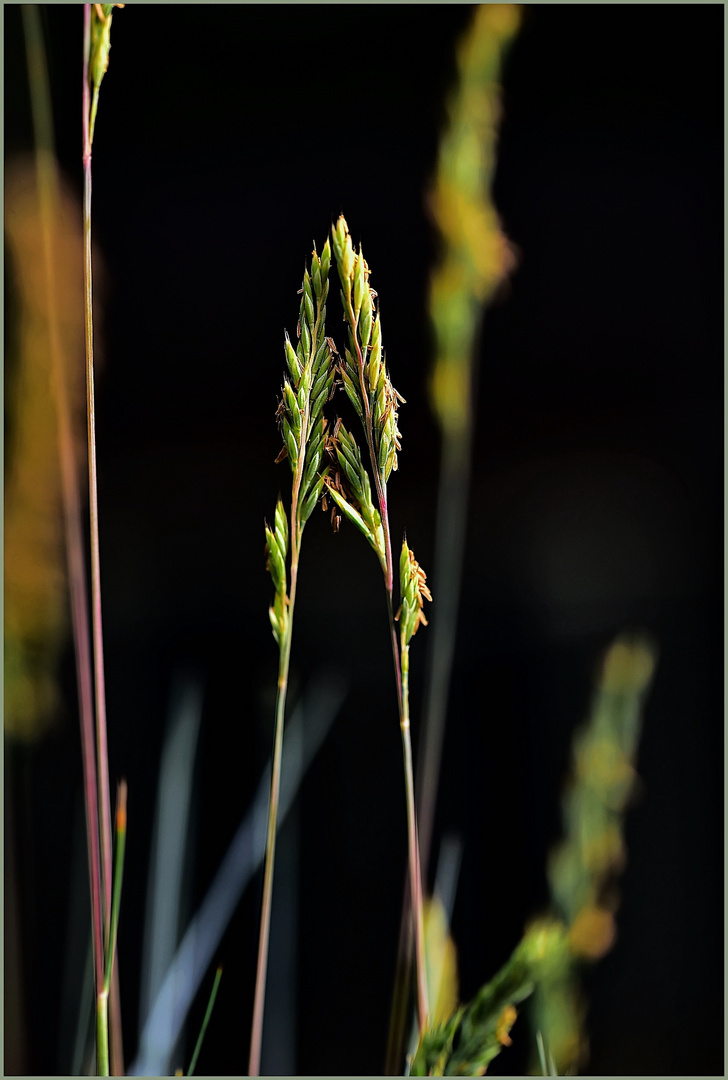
[254,215,435,1063]
[250,240,336,1076]
[328,214,431,1038]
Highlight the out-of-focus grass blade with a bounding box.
[139,675,204,1060]
[130,670,346,1076]
[536,1029,558,1076]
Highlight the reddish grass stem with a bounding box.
[82,5,122,1071]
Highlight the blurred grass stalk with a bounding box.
[420,0,521,900]
[410,634,657,1075]
[139,676,204,1070]
[387,6,521,1071]
[533,633,658,1073]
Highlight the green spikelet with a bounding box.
[266,237,338,644]
[398,537,432,651]
[330,215,404,484]
[273,241,336,531]
[264,497,289,646]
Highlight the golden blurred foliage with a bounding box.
[567,903,616,961]
[423,893,459,1027]
[495,1003,518,1047]
[601,637,657,694]
[538,634,657,1071]
[428,4,521,439]
[5,157,84,740]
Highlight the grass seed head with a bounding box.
[266,235,336,641]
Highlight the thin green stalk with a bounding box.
[96,993,110,1078]
[188,967,223,1077]
[104,781,127,994]
[82,12,112,1076]
[83,43,113,939]
[96,779,127,1078]
[400,649,429,1040]
[250,243,334,1075]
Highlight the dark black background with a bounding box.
[5,4,723,1076]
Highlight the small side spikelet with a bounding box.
[398,537,432,649]
[264,497,289,645]
[88,4,124,143]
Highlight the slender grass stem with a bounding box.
[82,5,121,1069]
[81,14,112,1076]
[96,780,127,1076]
[96,991,110,1077]
[83,126,113,934]
[400,653,429,1038]
[248,565,297,1077]
[385,380,476,1074]
[249,339,311,1071]
[104,781,127,994]
[188,967,223,1077]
